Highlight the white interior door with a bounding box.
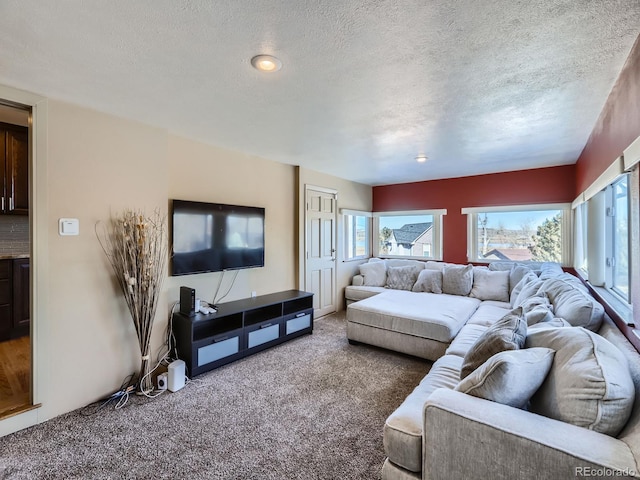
[305,186,337,317]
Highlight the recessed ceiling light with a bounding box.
[251,55,282,73]
[415,154,428,163]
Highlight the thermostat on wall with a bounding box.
[59,218,79,236]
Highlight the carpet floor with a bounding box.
[0,312,430,480]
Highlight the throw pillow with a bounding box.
[509,265,533,295]
[385,265,419,291]
[509,271,538,306]
[442,264,474,296]
[469,269,510,302]
[359,261,387,287]
[411,269,443,294]
[526,327,635,436]
[528,318,571,330]
[488,262,515,272]
[539,262,563,280]
[424,261,446,271]
[539,277,604,331]
[513,278,544,308]
[520,293,553,326]
[455,348,555,409]
[460,308,527,379]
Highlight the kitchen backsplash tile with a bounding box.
[0,216,29,255]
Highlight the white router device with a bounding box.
[167,359,186,392]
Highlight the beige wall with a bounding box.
[38,109,299,421]
[44,100,169,419]
[0,86,370,435]
[297,168,372,311]
[166,134,297,304]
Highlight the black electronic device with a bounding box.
[170,199,265,276]
[180,286,196,316]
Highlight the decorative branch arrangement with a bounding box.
[97,209,167,394]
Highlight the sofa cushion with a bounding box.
[425,261,446,271]
[386,265,419,290]
[411,269,443,294]
[347,290,481,343]
[526,327,635,436]
[385,259,426,270]
[540,277,604,331]
[442,264,474,296]
[384,355,462,473]
[445,323,489,357]
[465,303,512,328]
[359,261,387,287]
[509,271,539,306]
[469,269,509,302]
[539,262,564,279]
[344,285,386,302]
[528,317,571,330]
[513,278,544,308]
[509,265,533,294]
[488,262,515,272]
[519,293,554,326]
[455,347,555,409]
[556,272,590,293]
[461,308,527,379]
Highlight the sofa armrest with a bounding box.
[423,389,639,479]
[352,274,364,286]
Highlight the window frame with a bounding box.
[604,174,631,303]
[372,209,447,261]
[573,200,588,274]
[462,203,572,265]
[341,209,371,262]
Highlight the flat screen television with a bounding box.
[170,199,265,276]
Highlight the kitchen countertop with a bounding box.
[0,253,29,259]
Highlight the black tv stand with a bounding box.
[173,290,313,377]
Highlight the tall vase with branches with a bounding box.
[97,209,167,394]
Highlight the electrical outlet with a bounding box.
[157,373,168,390]
[251,291,257,298]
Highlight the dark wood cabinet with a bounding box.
[0,258,29,341]
[12,258,29,330]
[0,123,29,215]
[0,260,12,340]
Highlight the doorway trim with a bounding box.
[304,184,338,317]
[0,84,48,436]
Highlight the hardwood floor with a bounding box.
[0,335,30,417]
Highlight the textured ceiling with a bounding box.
[1,1,639,186]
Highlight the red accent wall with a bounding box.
[373,165,576,264]
[575,35,640,194]
[574,35,640,333]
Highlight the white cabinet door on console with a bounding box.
[305,186,337,318]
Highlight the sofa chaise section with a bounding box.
[347,290,481,361]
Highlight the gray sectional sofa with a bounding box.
[345,259,640,479]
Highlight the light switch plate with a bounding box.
[59,218,79,236]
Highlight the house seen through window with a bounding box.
[378,215,434,258]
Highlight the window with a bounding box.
[373,210,446,260]
[343,210,370,260]
[606,175,630,301]
[573,201,588,273]
[463,204,571,264]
